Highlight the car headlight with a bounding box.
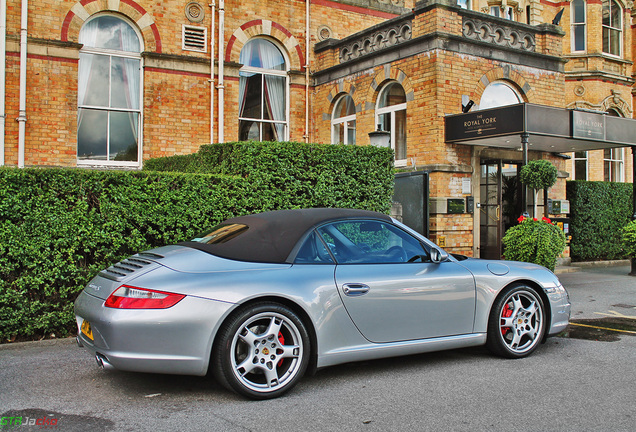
[543,282,565,294]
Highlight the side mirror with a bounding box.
[430,248,449,264]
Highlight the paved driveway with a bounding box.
[1,266,635,431]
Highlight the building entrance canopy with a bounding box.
[445,103,636,153]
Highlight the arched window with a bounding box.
[571,0,586,52]
[602,0,622,56]
[376,82,407,164]
[478,82,522,110]
[331,95,356,145]
[78,15,142,164]
[238,39,288,141]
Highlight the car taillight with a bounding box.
[104,286,185,309]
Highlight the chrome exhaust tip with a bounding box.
[95,354,115,371]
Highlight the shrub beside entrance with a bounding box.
[502,216,566,271]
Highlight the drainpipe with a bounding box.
[217,0,224,143]
[209,1,215,145]
[631,149,636,276]
[17,0,27,168]
[0,0,6,166]
[304,0,309,143]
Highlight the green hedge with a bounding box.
[566,181,633,261]
[144,141,395,212]
[0,142,393,342]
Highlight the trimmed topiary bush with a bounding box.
[519,159,558,191]
[519,159,557,218]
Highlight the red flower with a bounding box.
[542,217,552,224]
[517,215,526,223]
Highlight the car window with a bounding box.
[191,224,249,244]
[316,220,428,264]
[294,231,335,264]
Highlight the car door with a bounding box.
[317,220,476,343]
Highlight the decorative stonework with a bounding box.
[317,25,332,42]
[339,20,412,63]
[462,16,535,52]
[574,85,585,97]
[226,20,305,71]
[475,67,533,102]
[185,2,205,23]
[566,91,632,117]
[364,66,414,110]
[377,0,404,6]
[62,0,162,52]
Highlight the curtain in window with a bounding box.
[120,33,141,153]
[238,39,286,140]
[238,41,254,117]
[78,16,141,161]
[77,21,99,131]
[258,42,285,140]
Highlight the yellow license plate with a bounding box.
[81,319,94,341]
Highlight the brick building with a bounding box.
[0,0,634,257]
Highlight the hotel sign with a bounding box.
[572,111,605,141]
[445,104,525,142]
[445,103,636,149]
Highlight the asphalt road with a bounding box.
[1,266,635,432]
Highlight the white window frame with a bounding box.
[602,0,622,57]
[604,147,624,182]
[572,151,588,180]
[571,0,586,53]
[238,38,290,142]
[331,95,356,145]
[504,6,514,20]
[77,14,144,168]
[376,83,407,168]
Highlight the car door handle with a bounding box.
[342,283,370,296]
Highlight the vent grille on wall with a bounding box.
[183,25,207,52]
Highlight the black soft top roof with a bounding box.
[181,208,391,263]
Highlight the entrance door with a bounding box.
[480,160,521,259]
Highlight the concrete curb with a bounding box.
[570,259,631,268]
[554,259,630,274]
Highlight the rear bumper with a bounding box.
[74,290,234,376]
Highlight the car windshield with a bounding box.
[191,224,249,244]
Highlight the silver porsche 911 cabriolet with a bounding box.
[75,208,570,399]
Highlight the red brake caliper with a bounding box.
[277,332,285,367]
[501,303,513,336]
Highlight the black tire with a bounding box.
[212,302,310,399]
[486,284,546,359]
